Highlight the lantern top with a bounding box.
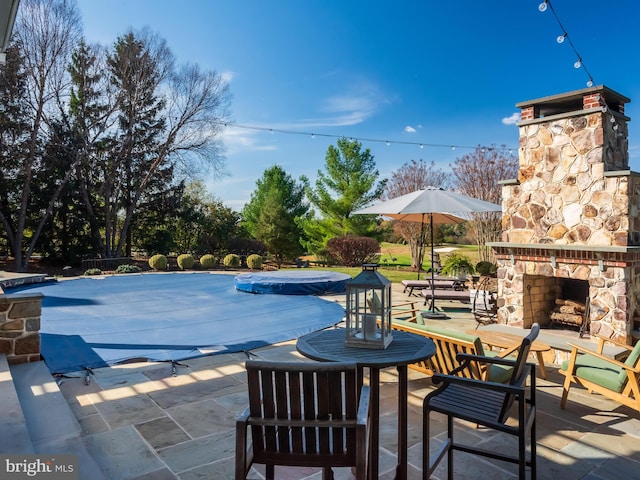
[347,264,391,288]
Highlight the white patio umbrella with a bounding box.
[354,187,502,318]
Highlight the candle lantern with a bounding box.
[345,264,393,349]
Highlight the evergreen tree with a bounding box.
[253,190,304,266]
[242,165,308,260]
[107,31,169,257]
[302,138,386,252]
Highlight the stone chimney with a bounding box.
[490,85,640,342]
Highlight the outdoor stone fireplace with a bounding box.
[489,85,640,344]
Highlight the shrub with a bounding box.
[115,264,142,274]
[199,254,217,269]
[177,254,194,270]
[441,253,475,277]
[325,236,380,267]
[84,268,102,276]
[246,254,263,270]
[223,253,240,268]
[475,261,497,276]
[149,254,168,271]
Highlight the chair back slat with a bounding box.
[302,370,317,453]
[274,369,290,453]
[245,360,360,465]
[288,372,303,450]
[498,323,540,422]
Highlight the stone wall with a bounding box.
[502,108,632,247]
[0,293,43,364]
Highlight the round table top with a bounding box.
[297,328,436,368]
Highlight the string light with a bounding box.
[217,121,517,152]
[539,0,595,88]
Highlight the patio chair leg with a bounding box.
[447,415,454,480]
[321,467,334,480]
[265,465,274,480]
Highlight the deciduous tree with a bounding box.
[452,145,518,261]
[385,159,450,269]
[0,0,81,271]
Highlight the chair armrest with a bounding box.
[357,385,371,426]
[593,334,635,351]
[567,343,640,373]
[456,352,518,368]
[431,370,530,394]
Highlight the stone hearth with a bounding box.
[489,86,640,343]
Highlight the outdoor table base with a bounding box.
[297,328,436,480]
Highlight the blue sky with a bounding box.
[76,0,640,211]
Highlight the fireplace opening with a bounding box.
[523,275,589,333]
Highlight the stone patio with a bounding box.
[2,278,640,479]
[49,288,640,479]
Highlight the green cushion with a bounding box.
[421,324,482,347]
[483,351,515,383]
[562,354,625,393]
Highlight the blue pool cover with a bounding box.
[10,273,345,374]
[234,271,350,295]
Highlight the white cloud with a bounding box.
[220,126,277,154]
[502,112,521,125]
[404,125,416,133]
[220,71,235,85]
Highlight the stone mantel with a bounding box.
[489,242,640,254]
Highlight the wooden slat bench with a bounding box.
[390,320,514,382]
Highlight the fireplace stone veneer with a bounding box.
[489,86,640,343]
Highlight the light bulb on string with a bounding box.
[538,1,548,12]
[610,116,616,123]
[451,146,456,151]
[311,133,315,139]
[587,80,594,87]
[419,144,424,149]
[574,59,581,69]
[557,33,567,44]
[613,124,619,131]
[386,141,390,146]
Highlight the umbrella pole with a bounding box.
[417,214,424,280]
[422,212,448,320]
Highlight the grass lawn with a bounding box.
[300,242,483,284]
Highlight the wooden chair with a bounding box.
[235,360,370,480]
[560,335,640,413]
[423,323,539,480]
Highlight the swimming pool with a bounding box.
[11,273,345,374]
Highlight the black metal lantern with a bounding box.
[345,264,393,349]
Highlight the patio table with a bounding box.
[297,328,436,480]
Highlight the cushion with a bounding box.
[562,353,625,393]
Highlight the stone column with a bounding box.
[0,292,44,364]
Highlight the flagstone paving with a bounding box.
[48,285,640,479]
